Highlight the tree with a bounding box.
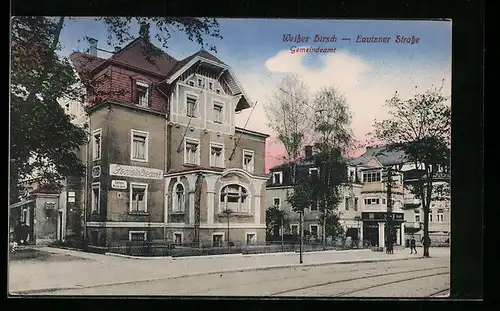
[310,86,354,247]
[317,210,344,240]
[373,83,451,257]
[266,205,287,236]
[264,74,312,164]
[10,17,223,204]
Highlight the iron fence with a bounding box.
[106,237,373,258]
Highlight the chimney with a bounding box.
[88,38,98,57]
[305,145,313,158]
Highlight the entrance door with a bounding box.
[363,223,379,246]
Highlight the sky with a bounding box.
[58,18,452,172]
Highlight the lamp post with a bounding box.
[299,210,303,264]
[222,208,232,250]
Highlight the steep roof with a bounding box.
[70,38,226,82]
[351,145,407,166]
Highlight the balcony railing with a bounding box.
[404,198,421,207]
[405,221,421,229]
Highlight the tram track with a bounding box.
[270,266,449,296]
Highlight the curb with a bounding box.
[10,256,428,295]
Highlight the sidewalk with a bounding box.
[8,247,449,294]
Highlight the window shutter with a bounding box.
[131,77,137,104]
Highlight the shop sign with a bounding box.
[111,180,128,190]
[109,164,163,180]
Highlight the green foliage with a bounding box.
[10,17,87,203]
[266,205,288,236]
[373,83,451,256]
[317,210,344,238]
[286,181,314,212]
[96,17,223,53]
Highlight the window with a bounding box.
[354,197,359,211]
[290,224,299,235]
[382,198,386,205]
[129,231,146,241]
[197,78,203,87]
[437,209,444,222]
[309,168,319,179]
[130,183,148,213]
[310,225,319,237]
[345,197,350,210]
[429,213,433,222]
[208,82,213,90]
[188,80,195,86]
[186,96,197,117]
[273,198,281,208]
[92,129,102,160]
[363,170,381,183]
[212,233,224,247]
[131,130,148,162]
[220,184,249,213]
[243,150,255,173]
[213,102,223,123]
[91,182,100,213]
[364,198,380,205]
[174,232,183,245]
[210,143,224,167]
[246,233,256,245]
[135,82,149,107]
[310,199,318,211]
[185,139,200,165]
[173,183,185,212]
[21,208,29,225]
[414,209,420,222]
[272,171,283,184]
[349,169,356,182]
[216,88,221,94]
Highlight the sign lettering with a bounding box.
[109,164,163,180]
[111,180,128,190]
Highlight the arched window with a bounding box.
[220,184,249,213]
[173,183,185,212]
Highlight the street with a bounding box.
[9,247,449,297]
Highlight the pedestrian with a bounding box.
[410,236,417,254]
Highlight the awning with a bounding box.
[9,200,35,209]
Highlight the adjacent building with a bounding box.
[70,36,269,247]
[266,144,450,248]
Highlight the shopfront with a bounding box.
[362,212,405,247]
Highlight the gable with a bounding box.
[364,157,383,168]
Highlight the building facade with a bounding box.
[266,146,408,247]
[71,36,268,247]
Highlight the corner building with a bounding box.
[71,37,269,247]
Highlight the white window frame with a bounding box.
[273,197,281,209]
[364,198,380,206]
[129,182,148,213]
[213,101,224,124]
[345,196,350,210]
[185,91,199,118]
[173,231,184,245]
[309,224,319,236]
[92,128,102,160]
[128,231,147,241]
[197,77,203,87]
[363,170,381,183]
[208,81,214,90]
[354,197,359,211]
[210,142,225,168]
[272,171,283,184]
[172,182,186,213]
[216,88,221,94]
[219,184,249,213]
[309,167,319,177]
[91,182,100,213]
[21,208,29,226]
[188,80,195,87]
[242,149,255,174]
[245,232,257,245]
[135,81,149,107]
[429,213,433,222]
[212,232,225,247]
[290,224,299,235]
[437,209,444,222]
[130,129,149,162]
[184,138,201,165]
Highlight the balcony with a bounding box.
[404,198,421,208]
[405,221,421,229]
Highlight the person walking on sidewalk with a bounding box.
[410,236,417,254]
